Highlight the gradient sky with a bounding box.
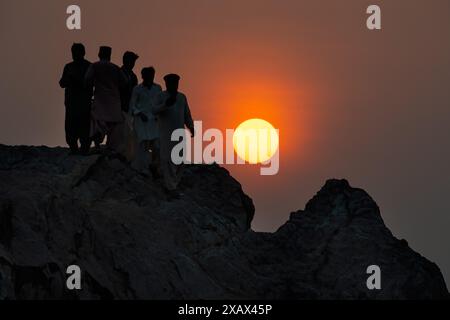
[1,0,449,286]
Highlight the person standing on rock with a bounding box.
[120,51,139,113]
[59,43,92,155]
[129,67,162,175]
[153,74,194,197]
[85,46,127,153]
[119,51,139,162]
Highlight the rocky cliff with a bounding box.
[0,145,448,299]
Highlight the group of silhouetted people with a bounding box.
[59,43,195,196]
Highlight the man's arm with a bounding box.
[119,68,128,90]
[84,64,94,89]
[129,87,142,115]
[59,65,70,88]
[153,93,168,115]
[184,97,195,137]
[130,88,149,121]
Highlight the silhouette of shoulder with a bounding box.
[177,92,187,101]
[60,59,92,89]
[94,60,119,68]
[134,83,162,91]
[155,91,187,102]
[89,61,123,79]
[66,59,91,68]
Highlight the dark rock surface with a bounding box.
[0,145,448,299]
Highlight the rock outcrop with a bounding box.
[0,145,448,299]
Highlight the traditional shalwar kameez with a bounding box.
[154,91,194,190]
[85,60,127,153]
[59,59,92,153]
[129,83,162,172]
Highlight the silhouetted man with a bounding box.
[120,51,139,113]
[153,74,194,197]
[59,43,92,155]
[129,67,162,175]
[85,46,127,153]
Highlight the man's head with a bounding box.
[141,67,155,84]
[71,43,85,62]
[123,51,139,70]
[98,46,112,61]
[164,74,181,94]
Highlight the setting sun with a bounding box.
[233,119,279,164]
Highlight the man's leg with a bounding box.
[161,160,177,191]
[161,160,185,192]
[79,107,92,155]
[65,107,79,154]
[149,139,161,177]
[175,163,185,187]
[123,113,138,162]
[90,116,105,150]
[132,140,151,173]
[106,121,125,154]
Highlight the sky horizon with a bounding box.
[1,0,449,287]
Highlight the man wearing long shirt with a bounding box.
[85,46,126,153]
[59,43,92,155]
[153,74,194,196]
[120,51,139,113]
[129,67,162,174]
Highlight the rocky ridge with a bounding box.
[0,145,448,299]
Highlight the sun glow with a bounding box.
[233,119,279,164]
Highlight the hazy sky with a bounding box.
[1,0,449,286]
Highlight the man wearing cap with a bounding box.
[59,43,92,155]
[153,74,195,196]
[85,46,127,153]
[129,67,162,175]
[120,51,139,113]
[120,51,139,162]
